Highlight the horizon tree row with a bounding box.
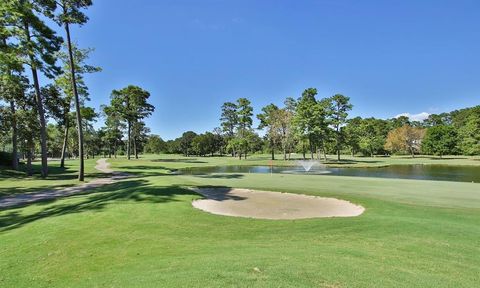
[148,89,479,159]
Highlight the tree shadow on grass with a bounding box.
[114,165,179,177]
[151,158,207,164]
[0,170,112,197]
[0,164,75,181]
[192,186,247,201]
[324,159,381,165]
[193,173,244,179]
[0,179,205,232]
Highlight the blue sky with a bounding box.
[66,0,479,140]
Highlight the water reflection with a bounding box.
[181,165,480,183]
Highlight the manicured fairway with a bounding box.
[1,155,479,287]
[0,158,102,197]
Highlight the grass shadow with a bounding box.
[192,186,247,201]
[151,158,207,164]
[324,159,381,165]
[0,179,201,232]
[194,173,244,179]
[114,165,177,177]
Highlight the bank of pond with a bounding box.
[180,164,480,183]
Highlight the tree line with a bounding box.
[0,1,155,179]
[145,88,479,159]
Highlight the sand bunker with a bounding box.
[191,188,364,220]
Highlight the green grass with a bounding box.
[0,158,105,197]
[0,154,479,287]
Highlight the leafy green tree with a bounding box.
[236,97,253,159]
[258,100,295,160]
[53,45,100,168]
[203,132,216,156]
[47,123,64,157]
[358,118,388,156]
[165,138,181,154]
[220,102,238,137]
[237,98,253,131]
[15,89,40,175]
[191,133,214,156]
[109,85,154,160]
[131,120,150,159]
[457,113,480,155]
[4,0,62,177]
[80,106,97,158]
[212,127,225,155]
[0,74,27,170]
[0,13,28,170]
[421,125,458,157]
[276,105,294,160]
[144,135,166,154]
[389,116,411,129]
[257,103,279,160]
[180,131,197,156]
[325,94,352,160]
[292,88,327,159]
[53,0,93,180]
[43,83,72,167]
[102,104,125,158]
[220,101,238,156]
[450,106,480,129]
[343,117,362,156]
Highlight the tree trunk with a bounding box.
[10,101,18,170]
[60,122,69,168]
[336,126,341,161]
[134,137,138,159]
[283,148,287,160]
[64,21,84,181]
[30,65,48,178]
[127,121,131,160]
[24,22,48,178]
[309,137,314,159]
[26,141,33,176]
[270,139,275,160]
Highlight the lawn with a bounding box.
[0,158,103,197]
[0,154,479,287]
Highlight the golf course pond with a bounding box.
[180,164,480,183]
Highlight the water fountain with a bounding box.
[297,160,318,172]
[293,160,330,174]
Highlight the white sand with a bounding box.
[191,188,365,220]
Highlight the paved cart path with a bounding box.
[0,159,129,209]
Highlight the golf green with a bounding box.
[0,155,479,287]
